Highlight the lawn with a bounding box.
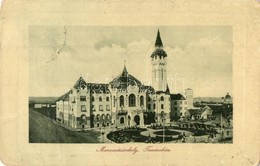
[29,109,101,143]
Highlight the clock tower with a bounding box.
[151,30,168,92]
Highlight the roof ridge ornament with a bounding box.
[122,61,128,77]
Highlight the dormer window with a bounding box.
[160,96,164,101]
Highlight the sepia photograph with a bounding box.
[29,26,233,144]
[1,0,260,165]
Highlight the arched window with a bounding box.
[91,96,95,102]
[160,96,164,101]
[106,114,110,120]
[81,114,87,121]
[161,111,165,118]
[96,114,100,121]
[129,94,136,107]
[106,96,109,101]
[99,96,102,102]
[148,96,152,102]
[119,95,124,107]
[101,114,105,120]
[120,117,124,124]
[140,96,144,106]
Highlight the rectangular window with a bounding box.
[175,107,177,111]
[81,105,86,112]
[106,105,110,111]
[161,104,164,109]
[153,104,156,109]
[80,96,86,101]
[174,101,177,105]
[148,104,151,109]
[99,105,103,111]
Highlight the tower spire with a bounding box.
[151,29,168,92]
[155,29,163,48]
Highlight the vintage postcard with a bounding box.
[0,0,259,166]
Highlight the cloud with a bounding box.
[30,38,155,96]
[29,26,232,97]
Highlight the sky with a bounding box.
[29,26,232,97]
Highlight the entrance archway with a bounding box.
[134,115,140,125]
[120,117,125,124]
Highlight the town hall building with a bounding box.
[56,30,191,130]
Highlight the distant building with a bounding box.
[185,88,193,109]
[56,30,189,130]
[29,97,57,109]
[188,105,213,120]
[170,94,187,120]
[200,105,213,120]
[223,93,232,104]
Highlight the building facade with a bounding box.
[56,30,189,130]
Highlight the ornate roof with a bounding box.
[109,66,142,89]
[86,83,110,93]
[151,48,167,58]
[140,85,155,93]
[170,93,186,100]
[73,76,87,89]
[73,77,110,93]
[225,93,231,99]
